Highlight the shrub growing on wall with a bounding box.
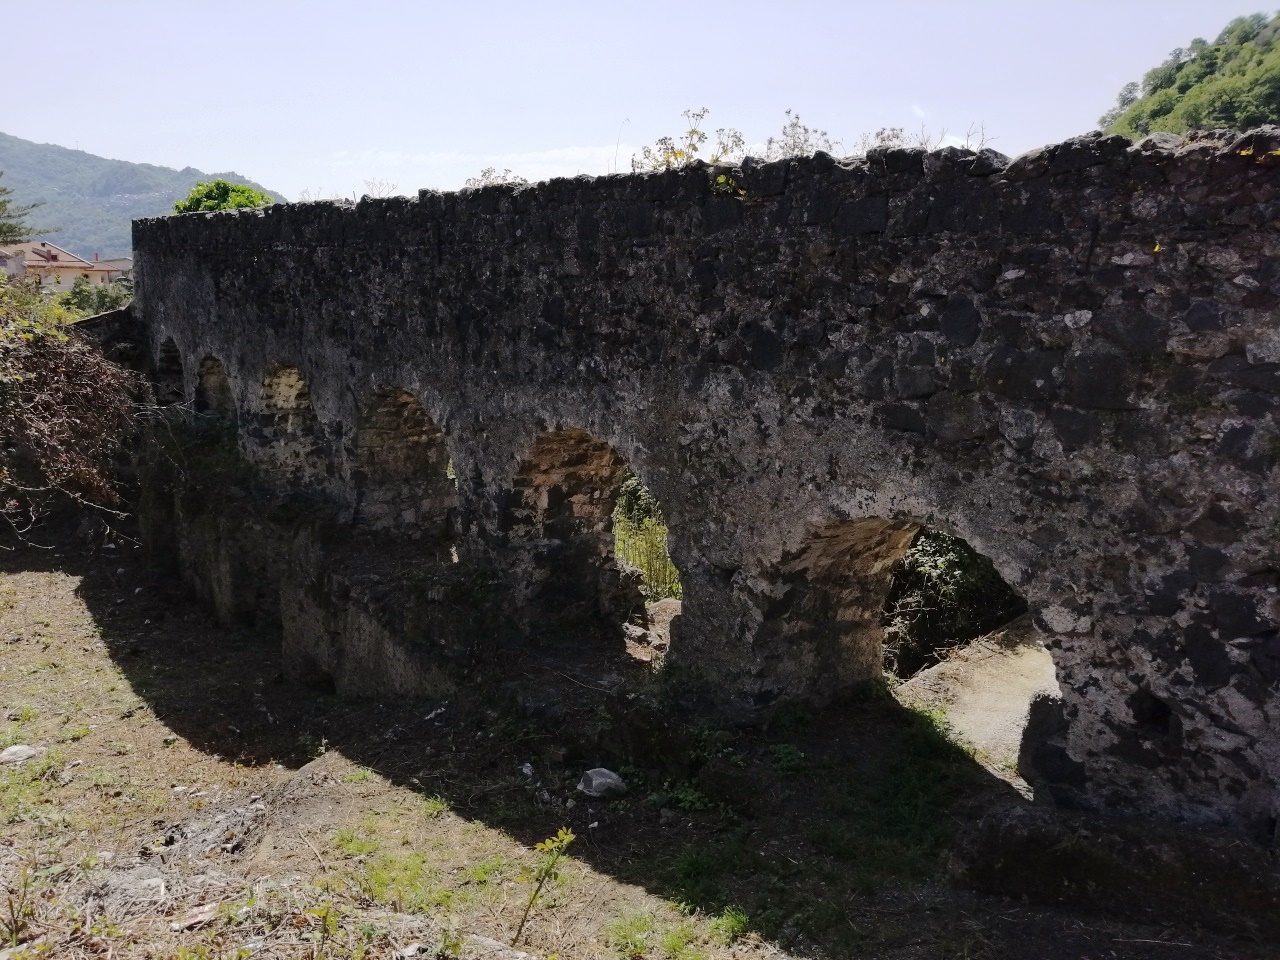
[174,179,274,214]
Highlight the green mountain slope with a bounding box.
[0,131,282,258]
[1101,12,1280,139]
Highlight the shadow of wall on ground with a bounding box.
[5,536,1275,958]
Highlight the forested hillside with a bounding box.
[0,131,280,258]
[1101,12,1280,138]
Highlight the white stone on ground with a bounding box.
[0,744,44,764]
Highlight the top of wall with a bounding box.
[132,127,1280,253]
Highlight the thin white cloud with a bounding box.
[911,104,928,120]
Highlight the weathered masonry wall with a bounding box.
[132,128,1280,836]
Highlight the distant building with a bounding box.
[98,256,134,281]
[0,241,129,288]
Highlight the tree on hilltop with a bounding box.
[1101,12,1280,138]
[174,179,274,214]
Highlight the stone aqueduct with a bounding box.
[130,129,1280,836]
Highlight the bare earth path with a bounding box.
[894,618,1058,790]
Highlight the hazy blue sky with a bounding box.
[6,1,1247,199]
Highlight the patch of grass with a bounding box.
[464,856,510,886]
[707,906,750,946]
[334,828,379,857]
[668,846,728,904]
[343,768,374,784]
[0,750,65,824]
[351,850,453,913]
[767,743,806,775]
[0,861,36,947]
[806,704,981,890]
[420,795,448,819]
[0,725,25,750]
[658,919,706,960]
[59,726,90,743]
[86,766,116,789]
[604,909,656,958]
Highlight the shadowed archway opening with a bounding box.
[881,529,1028,678]
[760,516,1046,791]
[152,338,185,406]
[250,364,328,484]
[194,356,236,419]
[758,517,920,703]
[351,388,456,541]
[505,427,682,666]
[760,519,1031,700]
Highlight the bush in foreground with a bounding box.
[0,275,139,539]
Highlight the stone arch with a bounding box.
[754,517,921,703]
[194,356,236,418]
[152,337,185,406]
[880,527,1029,678]
[250,364,328,483]
[351,388,456,538]
[504,427,654,646]
[752,515,1038,708]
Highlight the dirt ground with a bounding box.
[894,617,1058,794]
[0,532,1272,959]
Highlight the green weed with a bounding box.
[658,919,707,960]
[767,743,806,775]
[334,828,379,857]
[421,795,449,819]
[604,909,656,958]
[708,906,750,946]
[352,851,451,913]
[511,827,574,946]
[464,856,510,886]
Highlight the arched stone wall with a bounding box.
[194,356,236,418]
[247,364,331,484]
[501,426,644,639]
[349,388,455,538]
[131,127,1280,833]
[151,337,185,406]
[751,517,921,703]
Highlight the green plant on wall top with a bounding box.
[631,108,745,172]
[173,179,274,214]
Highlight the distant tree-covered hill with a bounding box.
[1101,13,1280,139]
[0,131,281,259]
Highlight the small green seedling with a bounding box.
[511,827,575,946]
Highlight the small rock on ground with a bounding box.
[577,767,627,798]
[0,744,44,764]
